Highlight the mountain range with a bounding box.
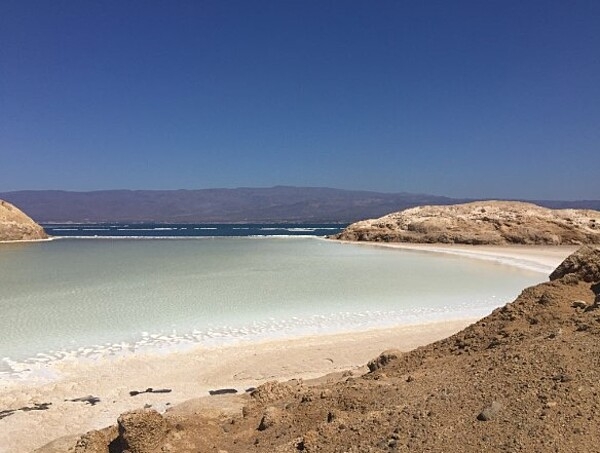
[1,187,598,223]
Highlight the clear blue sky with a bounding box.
[1,1,599,199]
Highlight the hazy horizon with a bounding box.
[2,185,599,203]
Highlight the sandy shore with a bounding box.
[331,241,578,274]
[1,319,474,453]
[0,244,577,453]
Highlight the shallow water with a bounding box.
[0,237,542,378]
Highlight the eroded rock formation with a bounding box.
[334,201,600,245]
[0,199,48,242]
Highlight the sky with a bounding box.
[1,1,599,200]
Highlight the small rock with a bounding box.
[257,407,280,431]
[552,373,572,383]
[547,328,562,339]
[300,391,314,403]
[367,349,402,372]
[208,388,238,396]
[118,409,168,453]
[66,395,101,406]
[487,338,502,349]
[320,389,332,399]
[572,300,588,309]
[251,381,293,404]
[477,401,502,421]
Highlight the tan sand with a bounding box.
[1,319,473,453]
[0,244,576,453]
[331,240,577,273]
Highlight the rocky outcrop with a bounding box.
[59,246,600,452]
[334,200,600,245]
[549,245,600,282]
[0,199,48,242]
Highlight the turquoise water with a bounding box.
[0,238,543,377]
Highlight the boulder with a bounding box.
[367,349,402,372]
[117,409,168,453]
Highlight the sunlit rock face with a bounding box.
[0,199,48,241]
[335,201,600,245]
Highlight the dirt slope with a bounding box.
[334,201,600,245]
[0,199,48,242]
[42,246,600,453]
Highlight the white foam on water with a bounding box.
[0,304,493,385]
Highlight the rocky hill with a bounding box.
[43,245,600,452]
[0,199,48,242]
[334,201,600,245]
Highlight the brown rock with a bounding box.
[572,300,589,309]
[334,201,600,245]
[477,401,503,421]
[549,245,600,282]
[0,199,48,242]
[73,427,118,453]
[367,349,402,372]
[117,409,168,453]
[250,381,295,404]
[257,407,280,431]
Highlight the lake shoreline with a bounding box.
[0,242,577,453]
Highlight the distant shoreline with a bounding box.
[328,239,577,274]
[0,237,55,245]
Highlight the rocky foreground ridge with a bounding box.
[0,199,47,242]
[42,246,600,452]
[334,200,600,245]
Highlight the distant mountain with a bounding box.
[0,187,597,224]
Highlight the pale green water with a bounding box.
[0,238,543,378]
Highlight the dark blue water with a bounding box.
[42,223,346,238]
